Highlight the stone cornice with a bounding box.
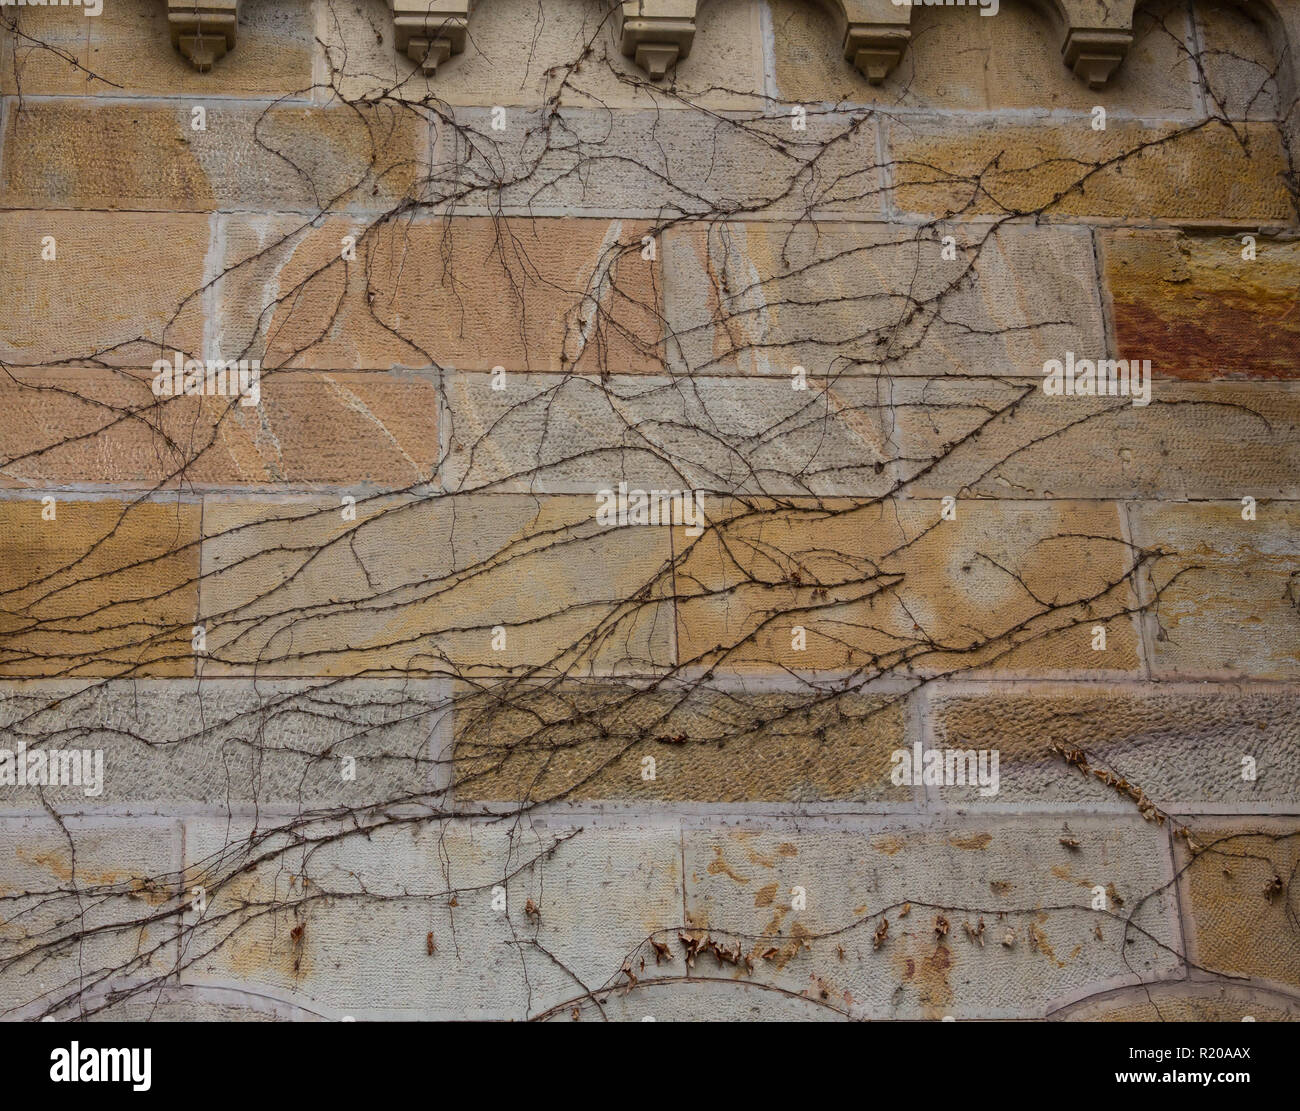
[163,0,1287,99]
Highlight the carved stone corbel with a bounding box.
[618,0,697,80]
[1054,0,1137,87]
[1061,28,1133,87]
[840,1,911,84]
[167,1,239,72]
[842,23,911,84]
[388,0,472,75]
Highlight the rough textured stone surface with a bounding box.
[661,221,1105,377]
[899,378,1300,500]
[0,367,440,489]
[197,494,675,676]
[681,819,1181,1019]
[1130,501,1300,679]
[0,678,447,814]
[0,498,201,678]
[673,498,1141,675]
[1101,230,1300,381]
[1049,981,1300,1021]
[0,212,207,367]
[1177,820,1300,991]
[0,100,425,213]
[927,684,1300,808]
[453,681,910,804]
[0,817,181,1018]
[0,0,315,97]
[434,108,883,219]
[217,215,662,373]
[177,819,683,1019]
[1195,0,1285,123]
[440,370,909,496]
[324,0,765,110]
[888,118,1293,221]
[2,0,1298,1024]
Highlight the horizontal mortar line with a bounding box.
[23,489,1300,503]
[0,204,1293,234]
[3,93,1259,129]
[0,93,321,107]
[0,205,425,218]
[514,808,1271,828]
[5,674,1298,689]
[442,104,1238,127]
[9,485,1300,500]
[922,675,1300,692]
[930,802,1300,816]
[436,367,1300,383]
[786,104,1230,124]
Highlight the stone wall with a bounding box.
[0,0,1297,1020]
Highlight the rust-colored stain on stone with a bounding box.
[948,832,992,850]
[1103,230,1300,380]
[706,846,750,885]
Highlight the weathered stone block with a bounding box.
[898,377,1300,499]
[0,817,181,1019]
[680,819,1180,1019]
[927,683,1300,808]
[0,0,314,97]
[1101,230,1300,380]
[217,215,662,373]
[0,101,424,213]
[673,497,1141,676]
[888,118,1292,221]
[453,680,911,804]
[0,498,201,678]
[197,493,675,676]
[1129,501,1300,679]
[0,678,448,814]
[661,221,1105,377]
[439,369,909,496]
[1177,820,1300,990]
[0,366,440,489]
[0,212,207,368]
[432,107,883,219]
[177,818,683,1018]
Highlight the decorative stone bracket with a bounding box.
[388,0,472,75]
[837,0,1137,87]
[1061,27,1135,88]
[165,0,1142,88]
[618,1,697,80]
[167,1,239,72]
